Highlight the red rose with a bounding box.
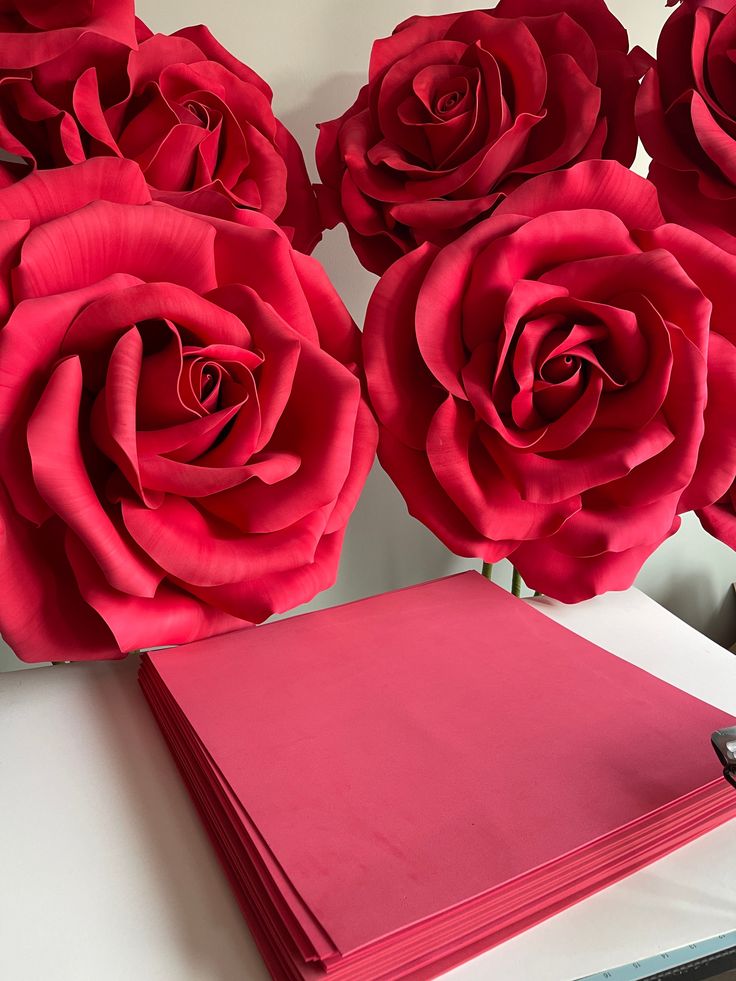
[637,0,736,253]
[362,160,736,601]
[698,481,736,548]
[316,1,646,274]
[0,159,376,662]
[0,21,321,252]
[0,0,136,69]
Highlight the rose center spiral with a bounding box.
[437,91,460,114]
[184,100,212,128]
[540,353,580,384]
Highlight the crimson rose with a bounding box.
[362,160,736,601]
[0,159,375,662]
[0,20,321,251]
[316,0,646,274]
[0,0,135,69]
[637,0,736,253]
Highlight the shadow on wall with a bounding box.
[277,71,365,182]
[278,72,379,328]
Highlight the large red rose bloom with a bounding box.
[317,1,646,274]
[363,160,736,600]
[0,20,322,252]
[0,159,376,662]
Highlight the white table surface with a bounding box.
[1,588,735,981]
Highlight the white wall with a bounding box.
[1,0,733,670]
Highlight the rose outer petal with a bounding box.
[178,527,346,623]
[64,529,243,653]
[697,491,736,550]
[512,517,681,603]
[494,159,664,228]
[0,0,136,69]
[0,483,120,662]
[0,274,143,525]
[27,356,162,598]
[363,243,444,449]
[13,200,219,301]
[378,426,515,564]
[121,495,329,587]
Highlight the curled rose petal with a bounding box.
[697,481,736,550]
[0,0,136,69]
[512,518,682,603]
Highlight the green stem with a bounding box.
[511,566,522,597]
[481,560,493,581]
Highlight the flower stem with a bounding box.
[481,560,493,581]
[511,566,522,597]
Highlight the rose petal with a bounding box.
[323,402,378,535]
[65,280,249,359]
[679,332,736,511]
[27,356,162,597]
[494,0,630,53]
[697,492,736,550]
[363,244,443,449]
[135,402,242,460]
[689,89,736,184]
[0,157,151,225]
[495,159,664,228]
[486,417,676,504]
[121,495,327,587]
[0,0,136,69]
[13,200,219,301]
[137,449,301,497]
[512,517,681,603]
[0,274,142,524]
[426,396,581,541]
[64,529,243,652]
[178,527,345,623]
[377,426,514,563]
[0,486,119,662]
[207,284,302,452]
[174,24,273,98]
[89,326,153,507]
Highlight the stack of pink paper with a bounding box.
[139,573,736,981]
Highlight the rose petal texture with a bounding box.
[363,160,736,601]
[637,0,736,253]
[0,0,136,69]
[316,1,646,274]
[697,480,736,549]
[0,21,322,252]
[0,158,376,662]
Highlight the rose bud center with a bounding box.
[184,99,213,128]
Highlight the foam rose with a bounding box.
[0,21,321,251]
[317,1,646,273]
[363,160,736,600]
[0,158,376,661]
